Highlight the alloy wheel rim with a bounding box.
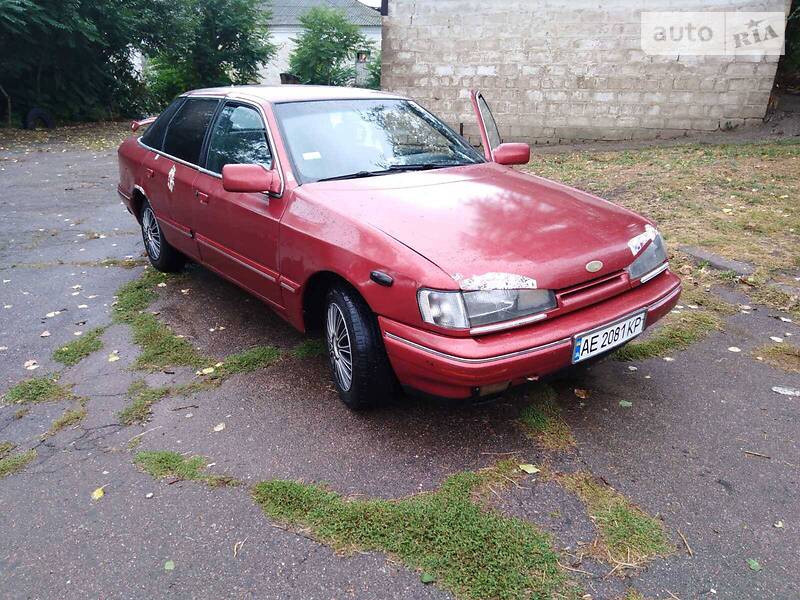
[326,302,353,391]
[142,207,161,260]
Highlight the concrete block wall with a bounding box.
[381,0,790,144]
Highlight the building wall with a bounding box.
[381,0,790,144]
[259,25,382,84]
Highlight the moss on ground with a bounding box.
[118,380,170,426]
[2,376,72,405]
[252,461,576,600]
[0,449,37,479]
[292,338,327,358]
[134,450,236,487]
[755,342,800,373]
[212,346,282,378]
[557,472,672,567]
[112,268,206,371]
[615,311,721,361]
[518,385,575,451]
[0,441,15,459]
[53,326,106,366]
[45,406,88,437]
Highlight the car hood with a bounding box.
[304,163,652,290]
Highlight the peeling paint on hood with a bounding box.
[457,272,538,291]
[627,224,658,256]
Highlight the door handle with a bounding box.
[195,190,209,204]
[145,168,155,178]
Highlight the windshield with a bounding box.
[274,99,485,183]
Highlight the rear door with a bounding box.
[469,90,503,161]
[192,101,285,309]
[144,97,220,259]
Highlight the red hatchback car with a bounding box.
[117,86,681,409]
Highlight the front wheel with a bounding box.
[325,284,396,410]
[140,200,185,273]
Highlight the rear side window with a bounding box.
[140,98,185,151]
[163,98,220,164]
[205,104,272,174]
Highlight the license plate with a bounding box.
[572,312,646,363]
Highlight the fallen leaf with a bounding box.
[201,367,215,375]
[779,317,792,323]
[518,463,540,474]
[91,487,105,501]
[573,388,590,399]
[145,492,154,499]
[164,560,175,571]
[619,400,633,408]
[747,558,762,572]
[23,359,39,371]
[627,366,638,371]
[73,331,82,336]
[213,422,225,432]
[108,351,120,363]
[770,336,784,343]
[157,282,166,288]
[420,573,436,584]
[728,347,742,353]
[772,386,800,397]
[40,331,50,338]
[774,520,784,528]
[663,357,675,362]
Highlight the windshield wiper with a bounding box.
[315,163,466,183]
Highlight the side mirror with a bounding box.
[222,164,281,195]
[493,143,530,166]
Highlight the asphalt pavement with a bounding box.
[0,135,797,599]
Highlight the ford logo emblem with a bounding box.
[585,260,603,273]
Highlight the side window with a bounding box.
[140,97,185,151]
[477,94,502,152]
[205,104,272,174]
[162,98,220,164]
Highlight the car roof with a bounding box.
[184,85,406,104]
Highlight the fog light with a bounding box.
[478,382,510,397]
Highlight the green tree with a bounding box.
[288,6,371,86]
[365,51,381,90]
[143,0,276,109]
[0,0,188,122]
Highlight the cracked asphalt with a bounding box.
[1,132,798,599]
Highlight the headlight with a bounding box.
[418,288,556,331]
[627,233,667,282]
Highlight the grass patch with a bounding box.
[213,346,281,378]
[755,343,800,373]
[0,441,15,459]
[2,376,72,405]
[112,268,206,371]
[134,450,237,487]
[518,385,575,451]
[118,380,170,426]
[292,338,327,359]
[53,326,106,366]
[615,311,721,361]
[0,449,37,479]
[252,461,576,600]
[45,406,87,437]
[558,471,672,566]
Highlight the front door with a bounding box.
[193,102,284,309]
[469,90,503,162]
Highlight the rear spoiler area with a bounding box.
[130,116,157,132]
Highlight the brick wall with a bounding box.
[381,0,791,144]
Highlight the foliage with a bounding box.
[142,0,276,110]
[3,376,71,405]
[288,6,371,86]
[615,311,721,361]
[364,51,381,90]
[777,0,800,87]
[0,0,186,121]
[0,449,36,479]
[53,326,106,366]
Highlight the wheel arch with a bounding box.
[302,270,365,333]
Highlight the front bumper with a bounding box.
[380,270,682,399]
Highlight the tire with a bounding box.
[23,107,54,130]
[140,200,185,273]
[324,284,396,410]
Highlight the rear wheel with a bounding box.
[325,284,396,410]
[140,200,185,273]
